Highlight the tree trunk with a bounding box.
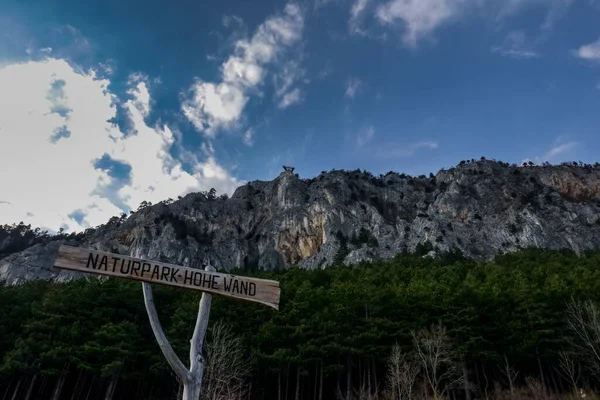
[548,364,559,394]
[346,356,352,400]
[24,375,38,400]
[537,356,548,400]
[9,379,21,400]
[70,371,83,400]
[336,356,341,400]
[147,380,155,399]
[52,374,67,400]
[473,361,481,395]
[85,375,95,400]
[133,382,140,400]
[295,366,300,400]
[313,362,318,400]
[74,373,87,400]
[462,360,472,400]
[177,380,183,400]
[553,366,565,394]
[367,359,371,399]
[319,360,323,400]
[373,360,378,398]
[134,380,145,400]
[25,374,37,400]
[358,359,362,397]
[278,370,282,400]
[482,363,490,400]
[284,364,290,400]
[38,376,48,397]
[2,379,11,400]
[104,374,119,400]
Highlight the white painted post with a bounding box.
[142,265,215,400]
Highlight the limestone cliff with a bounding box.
[2,160,600,284]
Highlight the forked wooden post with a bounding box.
[53,246,280,400]
[142,265,215,400]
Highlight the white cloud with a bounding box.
[491,31,540,59]
[127,73,151,117]
[374,0,574,48]
[182,3,304,136]
[376,140,438,157]
[349,0,370,33]
[99,60,116,75]
[349,0,382,37]
[375,0,472,47]
[520,157,535,165]
[313,0,341,10]
[356,125,375,147]
[575,38,600,61]
[540,0,573,30]
[498,0,574,30]
[275,60,305,109]
[243,128,254,146]
[318,62,334,79]
[492,48,539,59]
[278,88,303,109]
[182,81,248,134]
[526,140,579,165]
[222,15,244,28]
[0,58,241,232]
[345,76,362,99]
[413,141,438,150]
[541,141,578,162]
[222,56,264,87]
[351,0,370,19]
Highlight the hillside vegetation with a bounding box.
[2,248,600,399]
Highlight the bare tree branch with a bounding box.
[411,321,461,398]
[385,344,420,400]
[498,355,519,394]
[203,320,252,400]
[565,299,600,377]
[555,350,580,391]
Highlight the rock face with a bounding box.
[2,160,600,284]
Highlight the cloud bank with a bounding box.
[0,58,240,232]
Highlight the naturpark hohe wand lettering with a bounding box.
[87,253,257,296]
[53,245,280,309]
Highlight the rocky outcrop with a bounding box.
[2,160,600,284]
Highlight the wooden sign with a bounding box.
[54,245,280,310]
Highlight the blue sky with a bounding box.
[0,0,599,231]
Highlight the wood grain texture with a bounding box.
[54,245,280,310]
[142,282,191,381]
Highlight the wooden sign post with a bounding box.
[54,245,280,400]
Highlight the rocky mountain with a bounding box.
[2,159,600,284]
